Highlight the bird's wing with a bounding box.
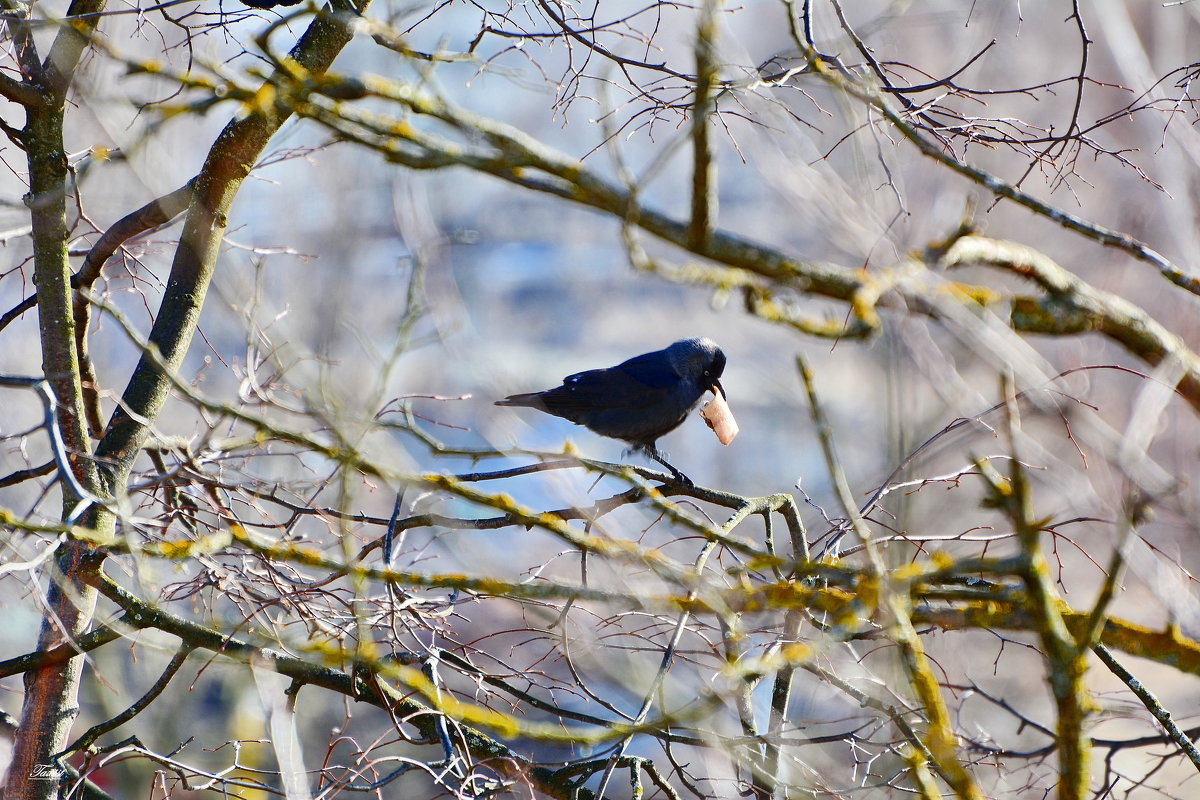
[541,356,679,411]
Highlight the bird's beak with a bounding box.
[710,378,726,400]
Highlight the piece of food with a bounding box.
[700,392,739,445]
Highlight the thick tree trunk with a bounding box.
[7,93,106,800]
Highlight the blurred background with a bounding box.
[1,1,1199,796]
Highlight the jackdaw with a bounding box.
[496,338,727,483]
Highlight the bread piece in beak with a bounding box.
[700,387,738,445]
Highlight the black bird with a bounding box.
[496,338,727,483]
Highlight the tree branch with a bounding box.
[73,180,194,437]
[95,4,371,491]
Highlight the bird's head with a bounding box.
[669,337,727,399]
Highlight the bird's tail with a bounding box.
[495,392,546,408]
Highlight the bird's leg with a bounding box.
[641,444,693,487]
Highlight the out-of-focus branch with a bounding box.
[90,571,663,800]
[94,0,372,494]
[913,599,1200,678]
[293,77,861,294]
[939,236,1200,413]
[976,414,1090,800]
[42,0,107,102]
[797,355,870,558]
[799,356,981,798]
[689,0,719,250]
[764,608,804,793]
[265,76,1200,422]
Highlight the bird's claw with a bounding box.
[669,470,694,488]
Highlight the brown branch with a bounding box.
[534,0,693,82]
[72,181,194,437]
[0,0,44,91]
[0,70,42,106]
[7,0,111,792]
[63,643,196,755]
[94,3,371,492]
[0,459,55,488]
[0,619,124,679]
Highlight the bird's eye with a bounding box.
[703,370,711,377]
